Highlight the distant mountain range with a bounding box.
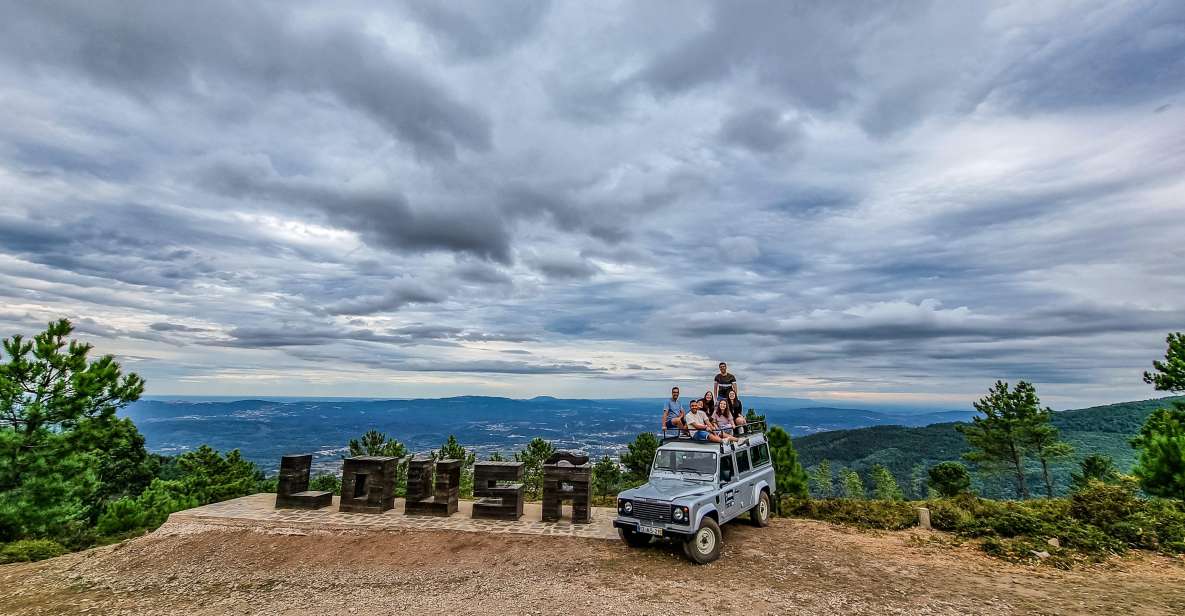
[793,396,1184,499]
[123,396,976,474]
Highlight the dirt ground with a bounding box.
[3,518,1184,616]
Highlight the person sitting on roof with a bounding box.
[662,386,686,432]
[726,389,748,432]
[715,399,736,435]
[685,401,737,443]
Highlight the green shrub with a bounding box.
[927,498,974,531]
[0,538,66,563]
[783,497,917,530]
[1068,479,1141,529]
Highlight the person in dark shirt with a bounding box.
[701,390,715,420]
[714,362,737,401]
[727,389,748,433]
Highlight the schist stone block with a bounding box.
[275,454,332,510]
[542,451,592,524]
[339,455,398,514]
[472,461,525,521]
[405,457,461,517]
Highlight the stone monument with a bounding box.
[338,455,398,514]
[274,454,333,509]
[541,451,592,524]
[405,456,461,517]
[472,461,525,520]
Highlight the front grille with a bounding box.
[632,500,671,523]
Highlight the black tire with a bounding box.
[619,527,652,548]
[751,491,771,527]
[682,517,722,564]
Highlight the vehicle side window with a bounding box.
[751,443,770,467]
[736,449,751,474]
[719,455,736,484]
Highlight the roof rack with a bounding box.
[660,419,767,443]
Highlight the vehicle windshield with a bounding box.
[652,449,717,477]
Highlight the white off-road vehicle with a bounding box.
[613,423,775,564]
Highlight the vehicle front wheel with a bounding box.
[751,491,771,527]
[619,527,652,548]
[682,517,722,564]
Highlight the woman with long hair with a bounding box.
[727,389,748,432]
[702,390,715,420]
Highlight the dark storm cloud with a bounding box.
[200,158,515,263]
[0,0,490,159]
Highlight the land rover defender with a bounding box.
[612,424,775,564]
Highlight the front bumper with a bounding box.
[613,516,694,540]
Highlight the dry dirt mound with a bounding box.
[2,518,1184,615]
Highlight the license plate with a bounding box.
[638,524,663,536]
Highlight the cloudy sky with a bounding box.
[0,1,1182,408]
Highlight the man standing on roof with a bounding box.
[714,362,738,402]
[662,386,685,432]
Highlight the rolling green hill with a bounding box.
[789,396,1183,500]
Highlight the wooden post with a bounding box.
[916,507,931,530]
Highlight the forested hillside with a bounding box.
[791,397,1184,499]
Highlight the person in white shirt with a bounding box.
[684,403,734,443]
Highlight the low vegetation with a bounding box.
[784,479,1185,568]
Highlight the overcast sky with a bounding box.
[0,1,1182,408]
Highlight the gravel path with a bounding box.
[3,517,1184,615]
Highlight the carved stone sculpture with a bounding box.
[542,451,592,524]
[274,454,333,509]
[404,456,461,517]
[472,461,525,520]
[338,455,398,514]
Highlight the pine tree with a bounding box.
[619,432,660,482]
[810,459,833,498]
[514,437,555,500]
[0,320,146,542]
[1070,454,1119,492]
[957,380,1050,499]
[841,469,865,500]
[591,456,624,499]
[928,462,972,497]
[347,430,407,458]
[908,463,927,499]
[1134,332,1185,499]
[870,464,903,500]
[767,426,809,501]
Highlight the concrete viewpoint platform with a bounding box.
[167,493,619,540]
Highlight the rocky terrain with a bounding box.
[3,518,1184,615]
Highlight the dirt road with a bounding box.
[3,518,1184,615]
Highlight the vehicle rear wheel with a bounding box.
[682,517,722,564]
[751,491,771,527]
[619,527,652,548]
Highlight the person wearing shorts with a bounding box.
[662,386,685,431]
[684,404,727,443]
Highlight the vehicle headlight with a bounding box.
[673,507,685,522]
[621,500,633,514]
